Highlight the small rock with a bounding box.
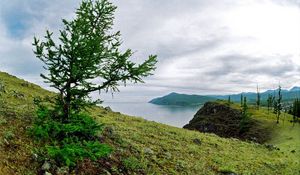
[144,148,154,155]
[251,137,258,142]
[104,126,116,139]
[32,153,38,161]
[213,109,217,113]
[21,82,30,87]
[42,161,51,171]
[103,169,112,175]
[104,106,112,112]
[56,166,69,175]
[3,138,9,146]
[44,172,52,175]
[193,138,202,145]
[265,144,280,151]
[164,152,172,159]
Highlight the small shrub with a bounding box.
[0,117,7,125]
[122,157,142,171]
[4,130,15,140]
[30,104,112,168]
[47,139,111,167]
[31,106,102,141]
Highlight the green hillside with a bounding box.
[150,88,300,107]
[149,92,216,106]
[0,71,299,174]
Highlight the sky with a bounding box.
[0,0,300,102]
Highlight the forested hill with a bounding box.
[149,87,300,106]
[149,92,216,106]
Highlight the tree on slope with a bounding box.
[256,85,261,110]
[240,94,243,107]
[33,0,157,119]
[267,94,273,114]
[32,0,157,167]
[242,96,248,118]
[274,86,282,124]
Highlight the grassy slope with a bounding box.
[0,71,299,174]
[0,72,53,174]
[249,107,300,155]
[94,104,300,175]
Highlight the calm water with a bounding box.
[101,102,201,128]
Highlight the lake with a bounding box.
[101,102,202,128]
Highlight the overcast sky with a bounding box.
[0,0,300,102]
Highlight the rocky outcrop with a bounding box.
[183,102,271,143]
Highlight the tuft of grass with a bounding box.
[122,156,142,171]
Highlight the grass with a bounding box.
[93,106,300,174]
[0,71,299,174]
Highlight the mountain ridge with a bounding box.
[150,87,300,106]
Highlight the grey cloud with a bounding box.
[272,0,300,7]
[0,0,299,102]
[243,59,297,76]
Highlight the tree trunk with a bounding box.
[64,84,71,121]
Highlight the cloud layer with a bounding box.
[0,0,299,102]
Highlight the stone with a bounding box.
[265,144,280,151]
[193,138,202,145]
[104,126,116,139]
[164,152,172,159]
[144,148,154,155]
[32,153,38,161]
[42,161,51,171]
[104,106,112,111]
[56,166,69,175]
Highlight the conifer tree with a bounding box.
[33,0,157,119]
[275,85,282,124]
[240,94,243,107]
[256,85,261,110]
[267,94,272,114]
[292,98,300,123]
[242,96,248,118]
[292,99,297,122]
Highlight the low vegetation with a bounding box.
[0,71,299,174]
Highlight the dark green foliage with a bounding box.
[0,80,5,110]
[240,94,243,107]
[242,97,248,117]
[31,105,101,141]
[228,96,231,105]
[30,103,111,167]
[239,97,253,134]
[47,140,111,167]
[256,85,260,110]
[290,98,300,123]
[274,86,283,124]
[33,0,157,119]
[267,94,273,113]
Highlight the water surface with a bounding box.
[102,102,201,127]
